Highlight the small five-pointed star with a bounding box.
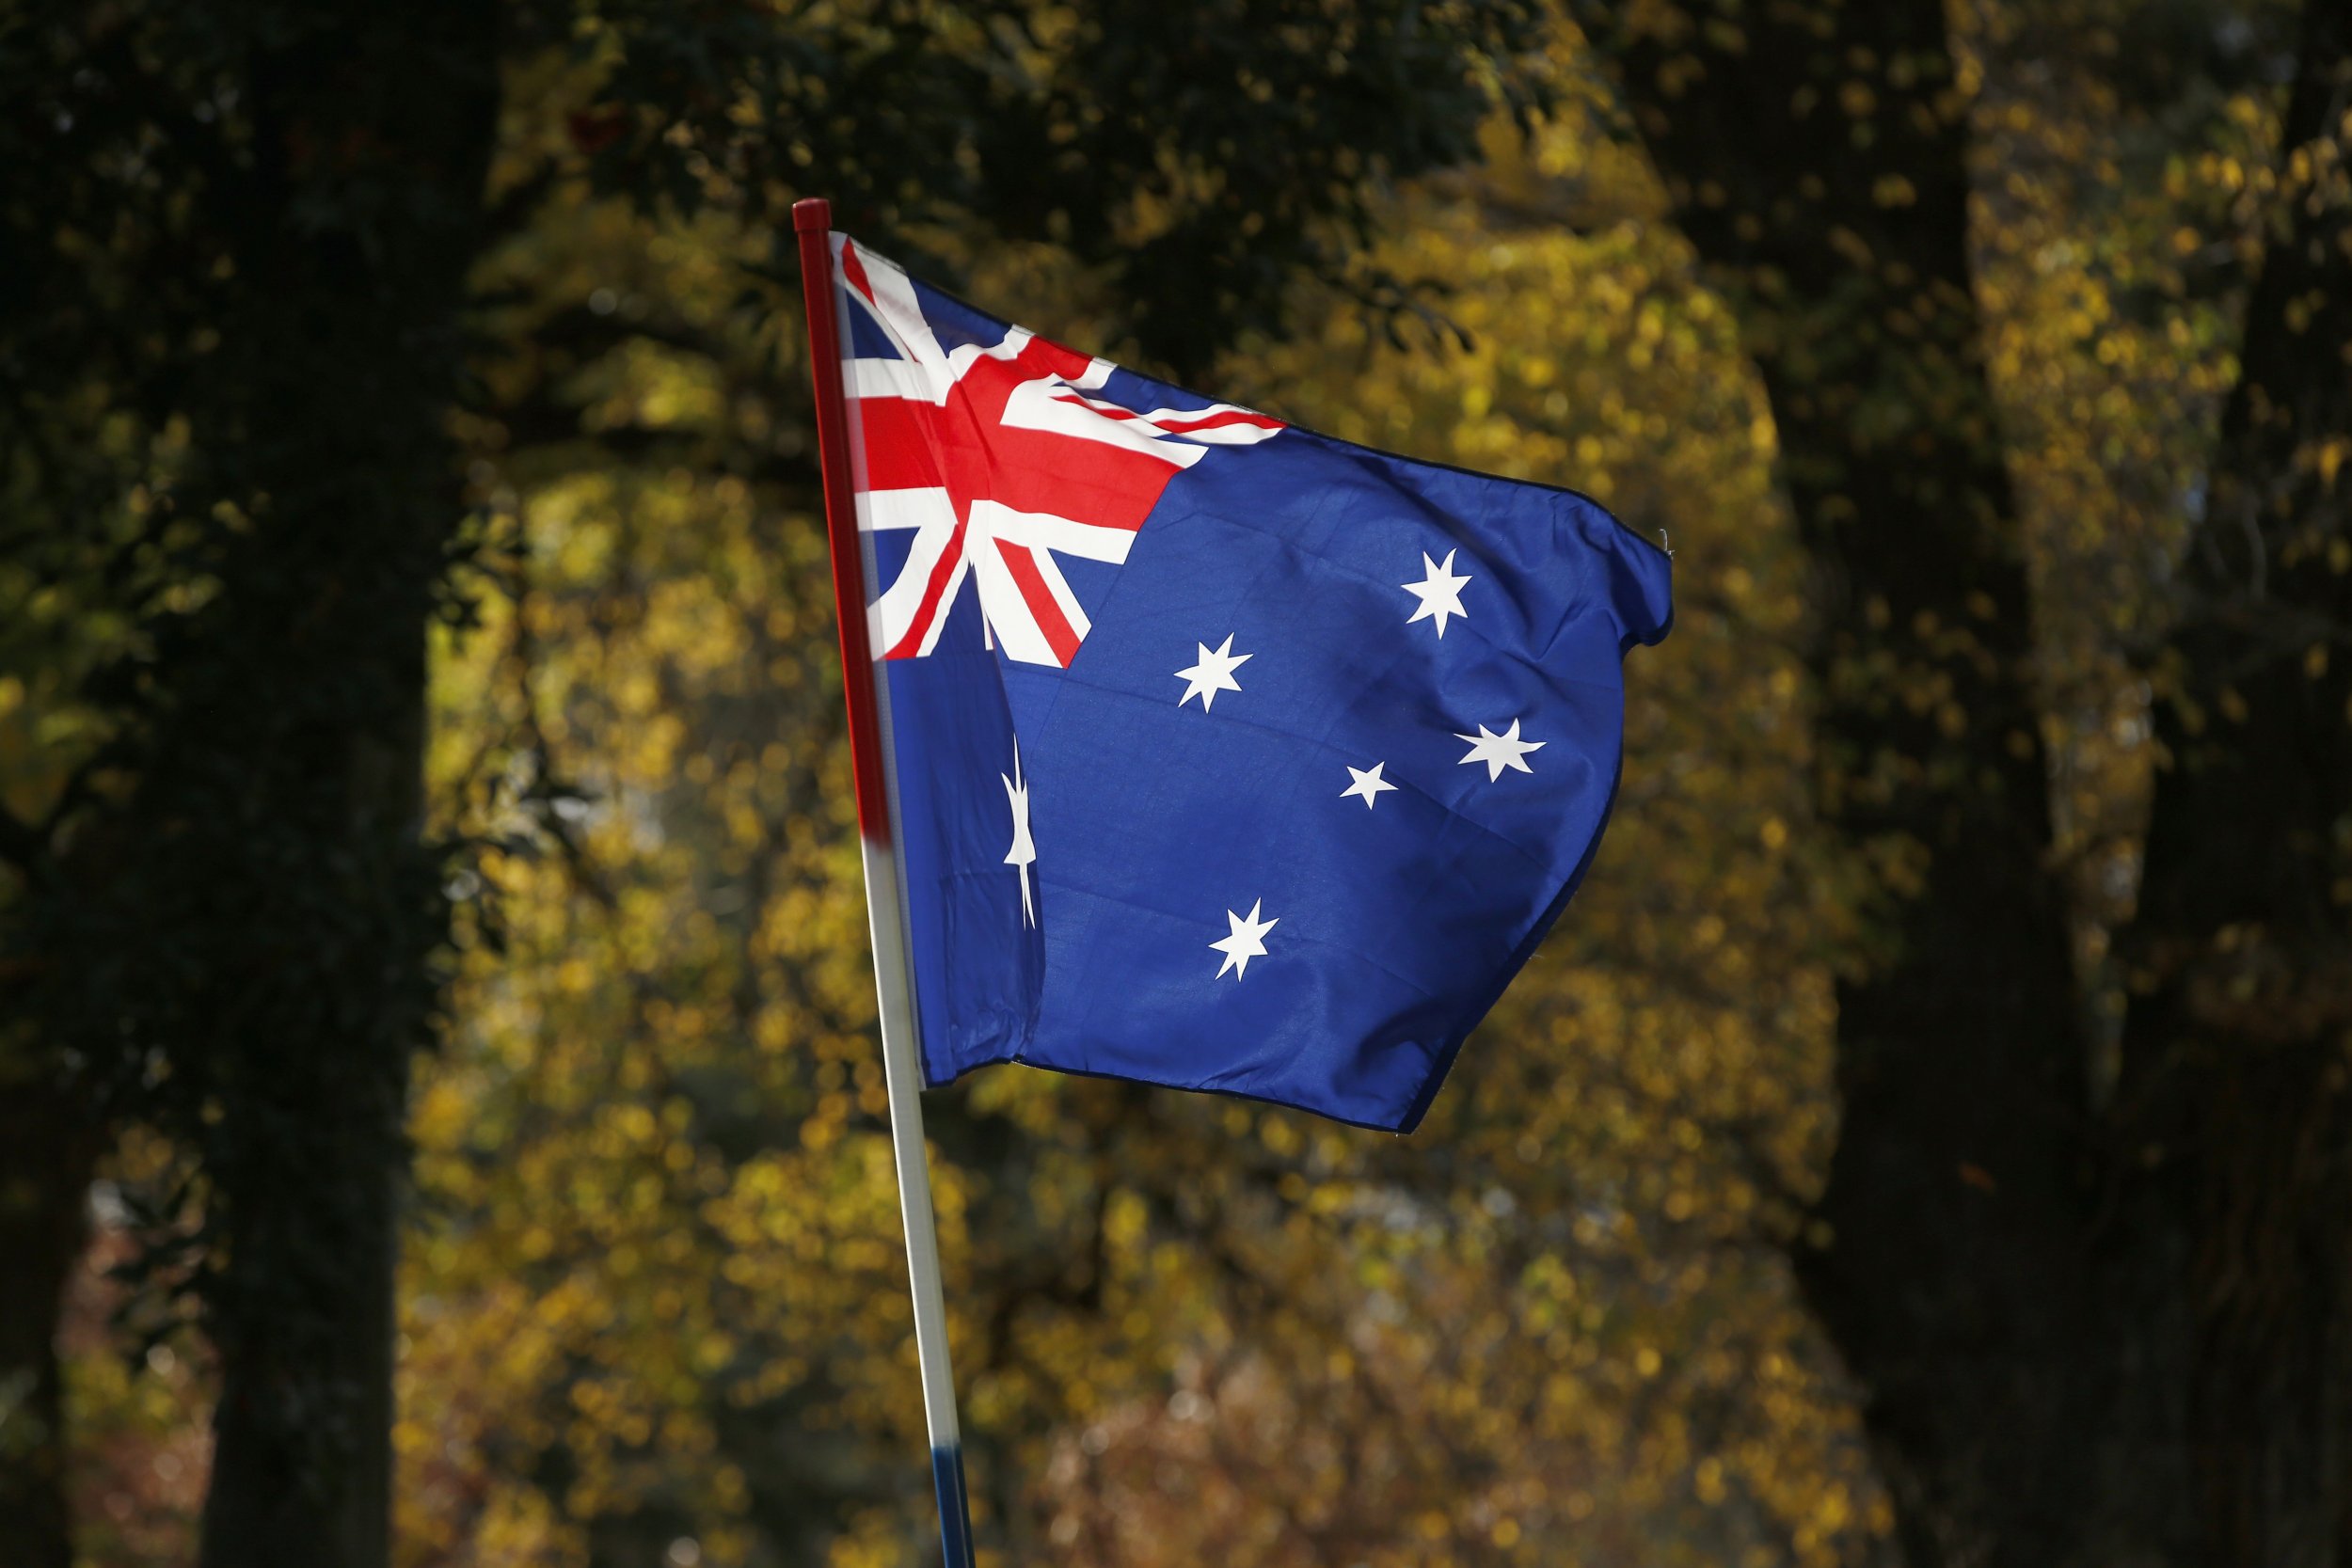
[1456,720,1545,781]
[1002,742,1037,927]
[1174,633,1252,710]
[1210,899,1279,979]
[1402,548,1472,637]
[1342,761,1399,809]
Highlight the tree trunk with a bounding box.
[1590,1,2118,1559]
[2115,7,2352,1562]
[0,1077,100,1568]
[168,12,501,1567]
[1592,0,2352,1562]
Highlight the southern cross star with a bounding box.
[1342,762,1399,809]
[1175,634,1252,710]
[1210,899,1278,979]
[1002,741,1037,927]
[1455,720,1545,781]
[1402,548,1472,637]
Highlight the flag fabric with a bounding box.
[825,233,1672,1133]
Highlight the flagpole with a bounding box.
[793,196,977,1568]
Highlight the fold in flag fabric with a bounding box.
[825,233,1672,1132]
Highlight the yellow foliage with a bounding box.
[16,7,2243,1567]
[380,43,1887,1561]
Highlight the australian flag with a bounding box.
[826,233,1672,1133]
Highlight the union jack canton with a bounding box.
[829,233,1671,1132]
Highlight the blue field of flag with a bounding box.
[832,234,1671,1132]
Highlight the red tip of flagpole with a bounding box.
[793,194,892,844]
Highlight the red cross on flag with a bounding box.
[834,237,1286,667]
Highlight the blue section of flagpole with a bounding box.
[931,1445,977,1568]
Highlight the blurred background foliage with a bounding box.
[398,58,1865,1565]
[7,0,2342,1564]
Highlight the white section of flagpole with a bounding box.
[856,828,961,1457]
[793,196,976,1568]
[856,765,977,1568]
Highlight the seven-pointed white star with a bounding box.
[1455,720,1546,781]
[1175,634,1252,710]
[1210,899,1279,979]
[1402,548,1472,637]
[1342,762,1399,809]
[1002,741,1037,927]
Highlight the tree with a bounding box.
[1584,0,2352,1560]
[2,7,502,1565]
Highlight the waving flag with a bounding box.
[793,200,1669,1566]
[822,230,1671,1135]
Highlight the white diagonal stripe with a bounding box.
[1023,538,1091,646]
[970,536,1064,664]
[834,235,953,383]
[867,512,961,657]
